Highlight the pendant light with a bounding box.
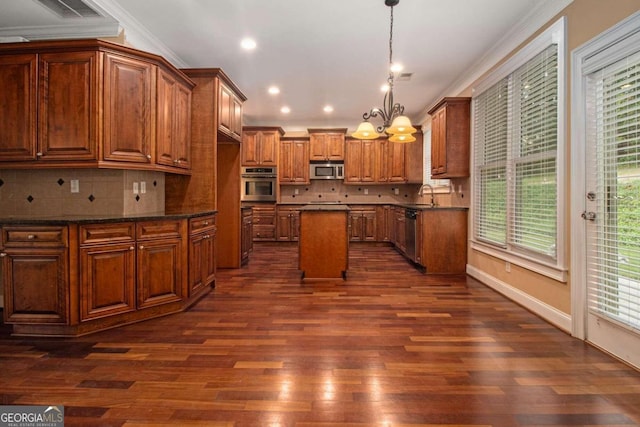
[352,0,416,142]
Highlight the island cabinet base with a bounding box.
[298,209,349,280]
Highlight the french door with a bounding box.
[574,12,640,368]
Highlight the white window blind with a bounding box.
[587,51,640,327]
[473,38,560,263]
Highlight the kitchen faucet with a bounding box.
[418,184,436,207]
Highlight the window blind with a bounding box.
[587,51,640,328]
[473,44,559,260]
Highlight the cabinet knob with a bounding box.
[36,152,43,157]
[146,154,152,160]
[27,234,36,240]
[203,221,209,226]
[174,159,179,164]
[139,245,144,250]
[130,246,135,251]
[0,253,6,257]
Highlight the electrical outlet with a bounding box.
[133,182,139,194]
[294,188,299,195]
[364,188,369,195]
[394,188,399,195]
[140,181,146,194]
[70,179,79,193]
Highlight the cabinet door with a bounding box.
[137,238,183,309]
[2,247,68,324]
[219,83,242,141]
[349,212,364,241]
[259,131,278,166]
[80,242,136,320]
[431,108,446,175]
[291,140,310,183]
[276,210,293,241]
[0,54,37,161]
[156,69,176,168]
[361,139,377,182]
[38,51,98,161]
[189,231,215,296]
[103,53,154,164]
[326,133,345,160]
[242,130,260,166]
[344,139,362,183]
[309,134,327,161]
[232,96,243,139]
[174,81,192,169]
[387,140,407,182]
[362,210,377,241]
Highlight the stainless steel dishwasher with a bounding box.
[405,208,418,262]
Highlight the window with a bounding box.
[472,18,566,279]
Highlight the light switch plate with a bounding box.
[70,179,79,193]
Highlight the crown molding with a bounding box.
[414,0,574,124]
[0,21,120,41]
[87,0,188,68]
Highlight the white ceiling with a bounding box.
[0,0,571,132]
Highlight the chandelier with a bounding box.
[352,0,416,142]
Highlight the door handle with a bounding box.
[581,211,596,221]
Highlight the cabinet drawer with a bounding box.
[253,225,275,240]
[253,214,275,226]
[2,226,67,247]
[189,215,216,234]
[137,220,183,240]
[80,222,135,245]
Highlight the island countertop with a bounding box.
[0,210,217,225]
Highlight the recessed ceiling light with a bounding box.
[268,86,280,95]
[240,38,257,50]
[323,105,334,113]
[281,106,291,114]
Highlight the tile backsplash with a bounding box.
[0,169,165,218]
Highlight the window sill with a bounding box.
[470,239,568,283]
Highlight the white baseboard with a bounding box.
[466,264,572,333]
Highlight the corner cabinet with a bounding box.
[1,213,213,337]
[0,39,194,174]
[428,97,470,178]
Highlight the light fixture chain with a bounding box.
[389,4,394,77]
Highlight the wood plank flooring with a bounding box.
[2,242,640,426]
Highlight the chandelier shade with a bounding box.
[388,133,416,143]
[352,121,380,140]
[352,0,416,142]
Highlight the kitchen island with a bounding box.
[298,204,350,280]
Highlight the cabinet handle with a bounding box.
[203,221,209,226]
[173,159,179,164]
[27,234,36,240]
[36,152,43,157]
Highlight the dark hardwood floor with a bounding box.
[1,242,640,426]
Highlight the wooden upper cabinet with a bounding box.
[0,54,37,161]
[280,137,310,184]
[157,67,192,170]
[428,97,470,178]
[39,51,99,162]
[218,80,245,143]
[242,127,283,166]
[0,39,194,174]
[103,52,154,165]
[308,129,346,161]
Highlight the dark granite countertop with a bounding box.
[0,210,217,225]
[298,204,351,212]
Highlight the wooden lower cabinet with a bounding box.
[1,226,69,325]
[241,208,253,264]
[276,206,301,241]
[1,214,211,337]
[418,209,468,274]
[188,214,216,299]
[348,206,377,242]
[251,204,276,241]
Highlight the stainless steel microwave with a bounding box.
[310,161,344,180]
